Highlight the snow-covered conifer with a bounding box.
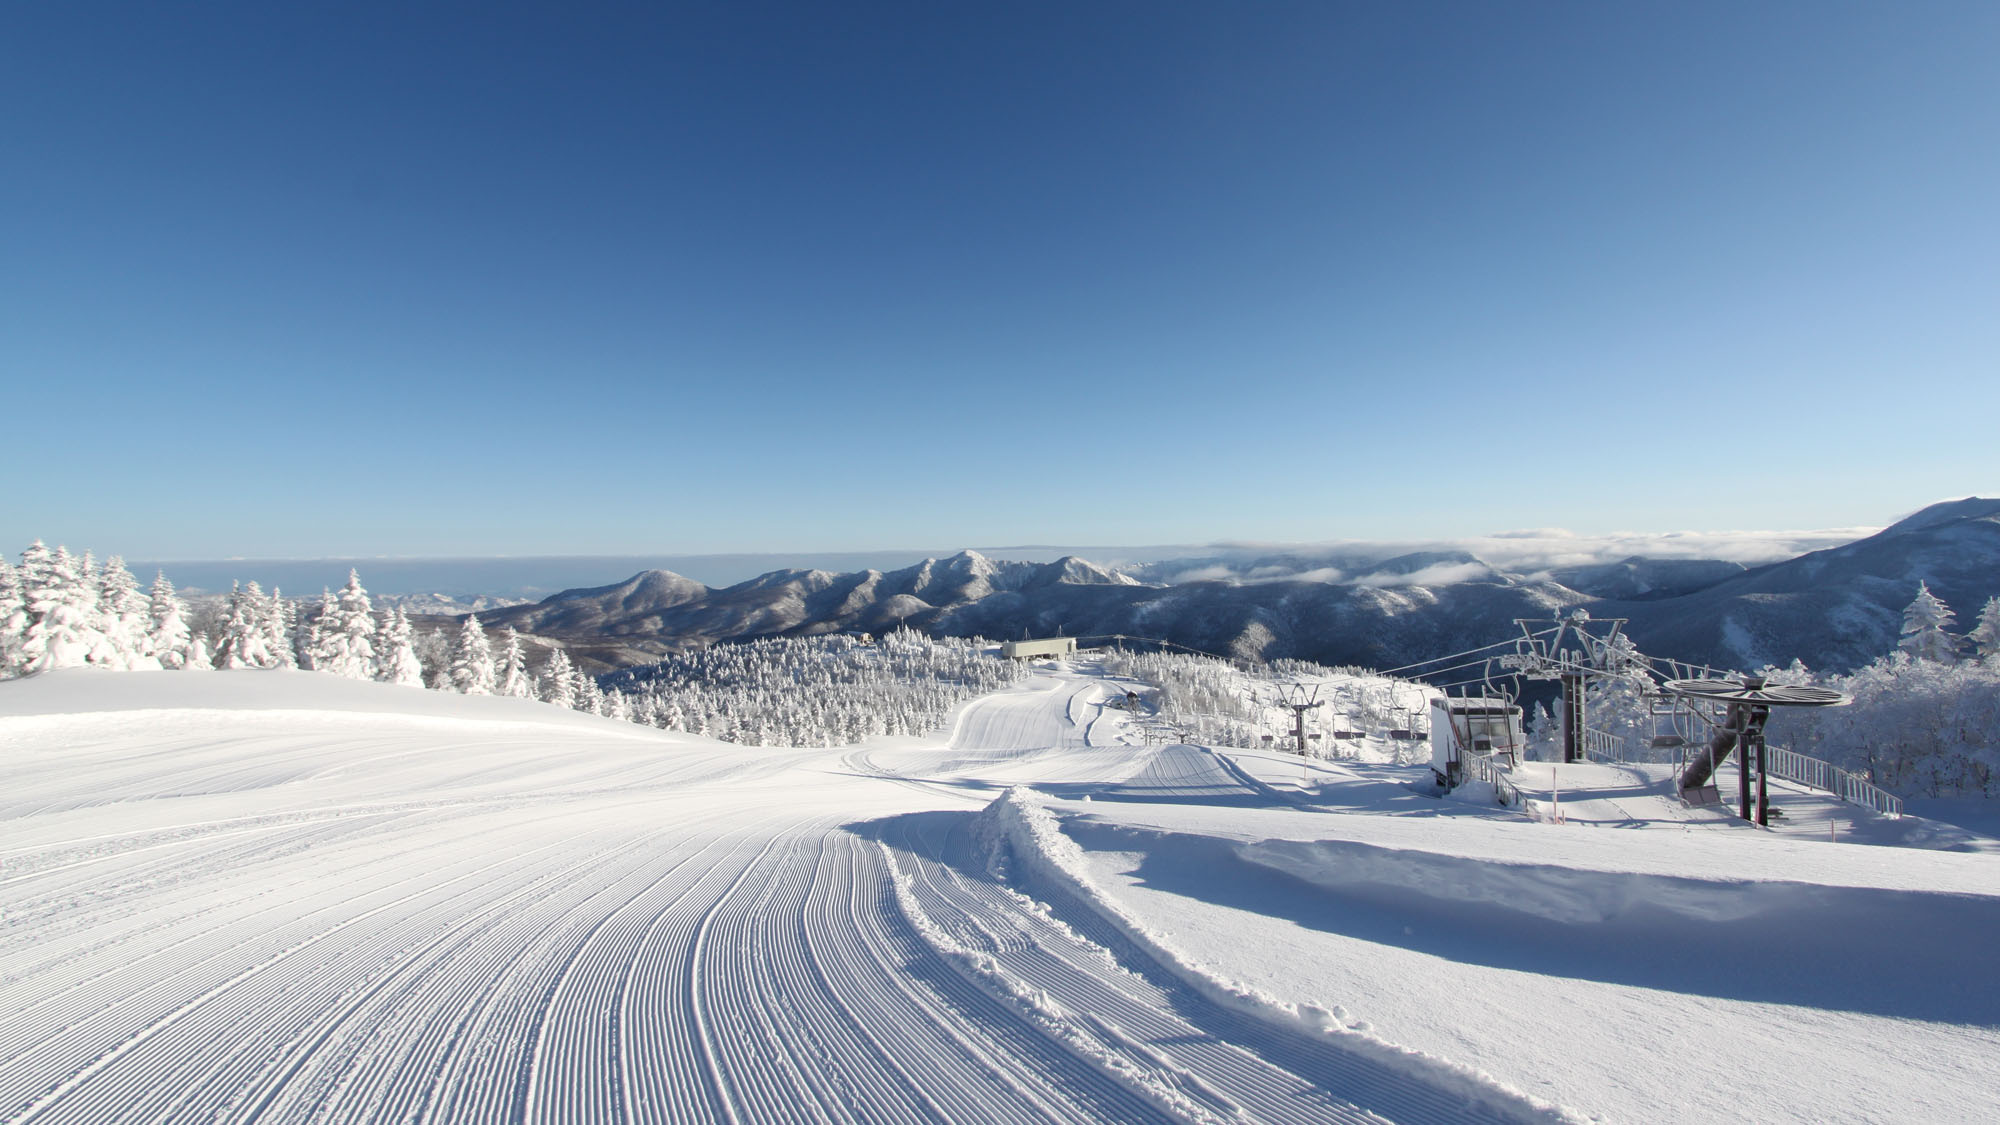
[497,628,533,698]
[18,543,114,672]
[319,570,378,678]
[1970,597,2000,661]
[541,649,577,709]
[575,670,605,715]
[262,587,298,669]
[98,557,158,669]
[0,558,25,676]
[1525,702,1560,762]
[214,582,276,669]
[376,608,425,687]
[410,628,450,689]
[1898,582,1960,663]
[303,589,338,671]
[185,631,213,671]
[147,573,195,669]
[449,616,497,695]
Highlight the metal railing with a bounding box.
[1581,725,1901,818]
[1578,728,1633,764]
[1764,744,1903,818]
[1459,748,1520,807]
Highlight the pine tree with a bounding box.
[1525,701,1561,762]
[497,628,533,698]
[449,616,497,695]
[1969,597,2000,661]
[402,628,445,688]
[18,543,113,672]
[146,572,194,669]
[320,570,377,678]
[541,648,577,708]
[1898,581,1960,663]
[574,670,605,715]
[377,608,425,687]
[185,631,213,671]
[0,557,25,677]
[262,587,298,669]
[303,589,338,671]
[98,557,158,669]
[215,582,276,669]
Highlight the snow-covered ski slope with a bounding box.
[4,665,1997,1124]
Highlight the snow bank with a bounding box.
[879,844,1245,1125]
[969,787,1588,1124]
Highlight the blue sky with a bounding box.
[6,1,1996,559]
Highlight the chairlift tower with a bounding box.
[1497,609,1639,764]
[1274,683,1324,756]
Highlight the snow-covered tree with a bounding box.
[449,616,497,695]
[0,558,25,676]
[214,582,276,669]
[375,608,425,687]
[1969,597,2000,661]
[1524,701,1560,762]
[184,631,213,671]
[1768,653,2000,798]
[17,543,116,672]
[319,570,377,678]
[302,589,338,671]
[98,557,158,669]
[414,629,452,689]
[541,648,577,709]
[146,572,195,669]
[497,628,533,698]
[574,669,605,715]
[1898,582,1959,664]
[261,587,298,670]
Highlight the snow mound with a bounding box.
[970,787,1588,1123]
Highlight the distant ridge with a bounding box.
[478,499,2000,677]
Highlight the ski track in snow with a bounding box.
[3,664,1989,1123]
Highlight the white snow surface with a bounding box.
[3,663,1997,1124]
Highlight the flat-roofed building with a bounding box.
[1001,637,1078,660]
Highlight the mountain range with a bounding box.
[476,498,2000,678]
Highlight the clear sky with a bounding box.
[6,1,1996,559]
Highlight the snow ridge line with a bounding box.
[878,840,1243,1125]
[977,787,1590,1125]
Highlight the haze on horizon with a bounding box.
[6,2,1996,560]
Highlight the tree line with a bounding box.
[0,540,1024,739]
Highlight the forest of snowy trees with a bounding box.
[604,631,1025,746]
[1095,648,1441,762]
[1753,583,2000,798]
[0,541,535,694]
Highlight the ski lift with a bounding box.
[1663,676,1847,825]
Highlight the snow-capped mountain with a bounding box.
[480,547,1582,670]
[476,499,2000,677]
[479,551,1144,665]
[372,591,532,616]
[1612,497,2000,672]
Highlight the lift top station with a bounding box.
[1429,696,1525,789]
[1001,636,1078,660]
[1665,676,1847,825]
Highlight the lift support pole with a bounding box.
[1560,673,1584,764]
[1284,702,1322,754]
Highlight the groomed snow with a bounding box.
[3,663,1996,1123]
